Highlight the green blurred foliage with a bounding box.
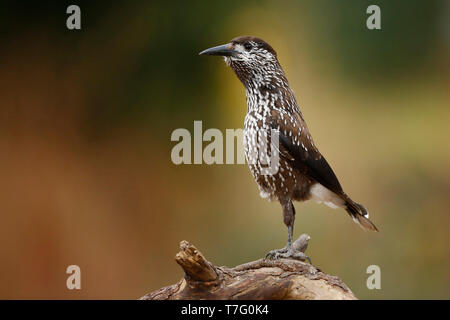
[306,0,442,81]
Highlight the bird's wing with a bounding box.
[269,109,344,195]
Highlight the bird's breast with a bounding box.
[242,104,313,202]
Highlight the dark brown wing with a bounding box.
[277,132,343,195]
[269,110,344,196]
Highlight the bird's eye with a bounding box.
[244,42,252,51]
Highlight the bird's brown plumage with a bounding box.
[200,36,378,260]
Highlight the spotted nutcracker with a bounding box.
[200,36,378,261]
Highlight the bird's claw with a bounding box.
[264,247,288,260]
[265,248,311,264]
[264,234,312,263]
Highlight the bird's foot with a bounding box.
[264,234,312,264]
[264,246,288,260]
[265,248,311,264]
[277,249,311,264]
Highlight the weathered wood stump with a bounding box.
[140,235,356,300]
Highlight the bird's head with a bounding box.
[200,36,282,88]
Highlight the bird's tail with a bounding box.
[344,197,378,232]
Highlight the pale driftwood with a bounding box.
[140,236,356,300]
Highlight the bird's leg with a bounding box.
[265,200,311,263]
[287,223,293,251]
[265,199,294,258]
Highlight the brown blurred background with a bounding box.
[0,0,449,299]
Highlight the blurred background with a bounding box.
[0,0,449,299]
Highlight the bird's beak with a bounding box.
[199,43,237,57]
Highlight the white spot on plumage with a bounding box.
[309,183,345,209]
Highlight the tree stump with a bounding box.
[140,235,356,300]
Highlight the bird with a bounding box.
[199,36,378,261]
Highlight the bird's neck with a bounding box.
[244,72,298,115]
